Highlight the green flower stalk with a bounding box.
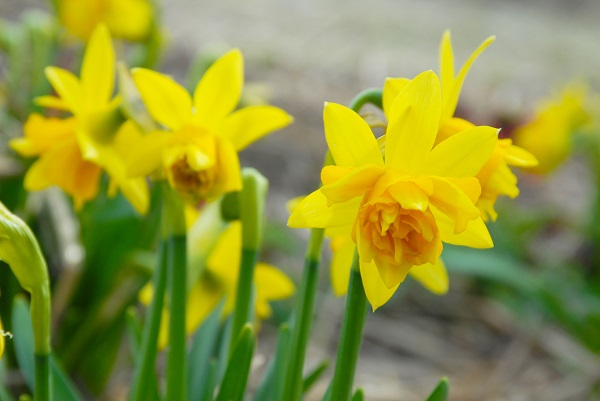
[230,168,268,351]
[0,201,51,401]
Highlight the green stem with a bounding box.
[34,354,50,401]
[128,244,167,401]
[230,248,259,351]
[349,88,383,113]
[328,254,368,401]
[166,235,187,401]
[282,228,325,401]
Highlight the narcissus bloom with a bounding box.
[10,25,149,213]
[514,82,595,175]
[57,0,153,42]
[383,31,537,221]
[289,71,497,309]
[130,49,293,203]
[140,221,294,347]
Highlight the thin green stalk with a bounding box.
[328,254,368,401]
[34,354,50,401]
[229,169,268,352]
[230,248,259,349]
[349,88,383,113]
[281,228,325,401]
[162,184,188,401]
[128,244,167,401]
[166,235,187,401]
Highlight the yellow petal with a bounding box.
[323,102,384,168]
[34,96,70,111]
[219,105,293,151]
[193,49,243,127]
[126,130,171,177]
[387,180,430,211]
[360,259,399,311]
[320,165,385,205]
[328,231,355,296]
[421,126,498,177]
[382,77,410,117]
[213,139,243,196]
[10,115,76,157]
[504,142,539,167]
[104,0,153,41]
[435,117,475,146]
[185,278,224,339]
[408,259,448,295]
[430,177,481,234]
[132,68,192,130]
[442,35,495,121]
[439,30,455,113]
[385,70,441,173]
[81,24,115,111]
[432,207,493,248]
[24,138,101,210]
[288,190,360,229]
[0,317,5,359]
[45,67,83,115]
[255,262,295,301]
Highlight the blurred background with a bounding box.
[2,0,600,400]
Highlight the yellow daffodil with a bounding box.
[10,25,149,213]
[383,31,537,221]
[141,221,294,348]
[289,71,497,310]
[57,0,153,42]
[130,49,293,204]
[514,82,595,174]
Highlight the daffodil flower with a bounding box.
[383,31,537,221]
[289,71,497,310]
[10,25,149,213]
[129,49,293,204]
[514,82,595,174]
[140,221,294,348]
[57,0,153,42]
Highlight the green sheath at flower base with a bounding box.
[0,201,52,401]
[229,168,268,350]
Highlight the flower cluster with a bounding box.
[289,33,537,309]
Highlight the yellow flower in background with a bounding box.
[0,317,5,360]
[141,221,294,348]
[383,31,537,221]
[10,25,149,213]
[129,49,293,204]
[289,71,497,310]
[58,0,153,42]
[514,82,595,174]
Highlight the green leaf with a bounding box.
[187,303,224,401]
[351,388,364,401]
[425,377,449,401]
[11,297,85,401]
[302,360,329,394]
[443,246,539,293]
[215,324,255,401]
[253,323,290,401]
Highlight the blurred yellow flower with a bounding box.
[10,25,149,213]
[141,221,294,348]
[289,71,496,310]
[383,31,537,221]
[58,0,153,42]
[514,82,594,174]
[130,49,293,203]
[0,317,5,360]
